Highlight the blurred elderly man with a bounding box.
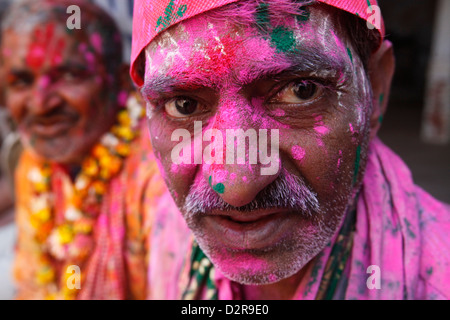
[130,0,450,299]
[1,0,164,299]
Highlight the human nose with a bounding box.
[202,98,281,208]
[27,76,61,114]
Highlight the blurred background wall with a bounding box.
[377,0,450,203]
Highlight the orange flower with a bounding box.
[92,145,109,159]
[116,143,131,157]
[92,180,107,195]
[82,158,99,177]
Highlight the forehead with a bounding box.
[144,4,352,83]
[2,21,99,69]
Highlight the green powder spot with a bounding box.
[271,26,296,53]
[355,12,360,17]
[353,145,361,185]
[379,93,384,105]
[378,114,384,124]
[296,6,310,23]
[256,2,270,32]
[403,218,417,239]
[213,183,225,194]
[347,47,353,64]
[426,267,433,276]
[209,176,225,194]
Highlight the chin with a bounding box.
[195,233,323,286]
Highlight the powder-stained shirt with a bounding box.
[13,120,165,299]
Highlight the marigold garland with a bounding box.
[28,94,144,300]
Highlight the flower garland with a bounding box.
[27,94,144,300]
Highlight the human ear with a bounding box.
[367,40,395,140]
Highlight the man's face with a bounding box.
[143,4,373,284]
[3,21,117,165]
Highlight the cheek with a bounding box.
[6,91,27,122]
[281,124,356,195]
[58,81,104,116]
[148,118,197,204]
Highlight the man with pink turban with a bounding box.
[130,0,450,300]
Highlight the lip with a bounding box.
[26,117,76,137]
[204,209,294,250]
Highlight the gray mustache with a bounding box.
[183,169,319,216]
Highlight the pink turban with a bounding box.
[131,0,385,86]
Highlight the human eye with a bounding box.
[163,96,205,119]
[61,68,89,83]
[6,72,33,90]
[269,80,323,105]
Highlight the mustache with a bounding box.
[183,169,320,217]
[23,107,79,126]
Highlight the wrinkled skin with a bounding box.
[2,14,121,167]
[142,3,394,299]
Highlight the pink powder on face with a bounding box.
[171,163,180,174]
[242,176,247,182]
[314,115,329,135]
[85,51,96,66]
[316,138,324,147]
[292,145,305,161]
[211,169,229,183]
[90,33,103,54]
[230,173,237,180]
[337,150,343,169]
[39,75,51,89]
[349,123,355,134]
[314,125,329,135]
[272,109,285,117]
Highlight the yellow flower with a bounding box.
[34,208,51,222]
[115,126,134,141]
[34,181,49,193]
[118,110,131,126]
[37,266,55,284]
[58,225,74,245]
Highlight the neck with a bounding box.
[241,260,313,300]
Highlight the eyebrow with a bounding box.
[239,47,351,84]
[141,46,351,98]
